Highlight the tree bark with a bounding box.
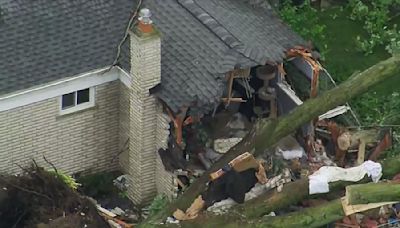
[236,155,400,219]
[140,56,400,226]
[184,154,400,226]
[347,182,400,205]
[252,183,400,228]
[179,182,400,228]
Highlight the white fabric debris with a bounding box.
[275,136,305,160]
[362,160,383,182]
[278,148,304,160]
[166,217,179,224]
[309,160,382,194]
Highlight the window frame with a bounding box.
[59,87,95,115]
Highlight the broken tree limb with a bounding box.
[185,154,400,225]
[346,182,400,205]
[257,183,400,228]
[251,199,344,228]
[180,182,400,228]
[140,56,400,226]
[255,56,400,156]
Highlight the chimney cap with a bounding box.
[136,8,155,34]
[139,8,152,24]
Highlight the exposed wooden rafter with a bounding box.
[222,68,251,105]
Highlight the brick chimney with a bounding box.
[126,8,162,204]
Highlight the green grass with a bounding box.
[76,171,122,198]
[313,7,400,95]
[279,1,400,155]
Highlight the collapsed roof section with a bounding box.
[133,0,305,114]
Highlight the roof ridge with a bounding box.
[245,0,273,9]
[177,0,262,66]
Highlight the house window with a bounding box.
[59,88,95,115]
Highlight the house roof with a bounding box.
[0,0,304,114]
[135,0,305,113]
[0,0,133,96]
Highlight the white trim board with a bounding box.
[0,66,132,112]
[117,66,132,87]
[277,82,350,120]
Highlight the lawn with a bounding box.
[279,1,400,141]
[313,6,400,95]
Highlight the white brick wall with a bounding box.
[0,81,120,175]
[155,153,177,199]
[126,29,161,204]
[118,83,131,174]
[0,72,179,203]
[155,104,176,199]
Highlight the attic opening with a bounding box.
[158,62,282,193]
[225,65,279,122]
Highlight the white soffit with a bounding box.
[0,66,132,112]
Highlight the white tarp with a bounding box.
[309,160,382,194]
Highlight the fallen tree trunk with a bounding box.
[245,199,344,228]
[141,56,400,226]
[255,182,400,228]
[180,182,400,228]
[186,154,400,225]
[235,155,400,218]
[347,182,400,205]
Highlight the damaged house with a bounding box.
[0,0,353,205]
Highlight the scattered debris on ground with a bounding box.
[154,51,400,227]
[0,165,109,228]
[0,164,147,228]
[76,171,143,225]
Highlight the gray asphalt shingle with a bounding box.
[0,0,304,114]
[142,0,304,113]
[0,0,134,95]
